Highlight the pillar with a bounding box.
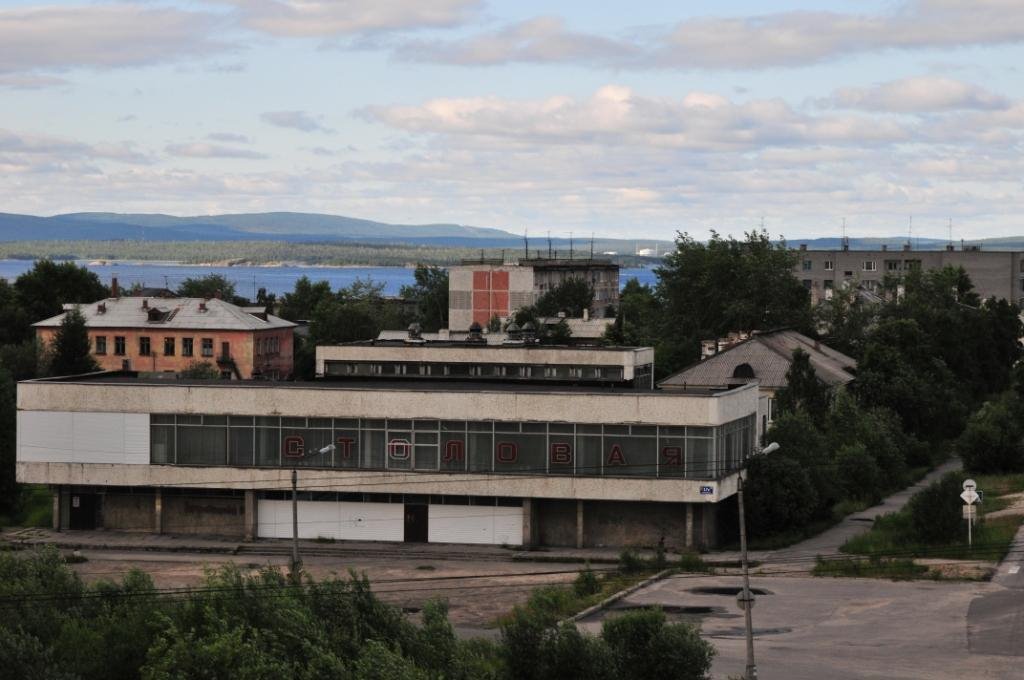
[154,488,163,535]
[244,490,257,542]
[521,498,535,547]
[51,486,61,531]
[575,500,584,549]
[685,503,694,548]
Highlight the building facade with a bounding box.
[18,373,757,549]
[791,245,1024,306]
[449,258,620,330]
[34,297,296,379]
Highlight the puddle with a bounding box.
[688,586,772,596]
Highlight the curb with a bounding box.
[562,568,675,625]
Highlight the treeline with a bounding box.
[0,548,714,680]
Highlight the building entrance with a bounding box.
[404,504,428,542]
[69,493,98,530]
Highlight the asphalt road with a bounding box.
[967,523,1024,660]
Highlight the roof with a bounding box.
[32,297,296,332]
[659,329,856,390]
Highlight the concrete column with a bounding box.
[685,503,694,548]
[575,500,584,549]
[154,488,163,535]
[701,503,718,549]
[59,488,71,530]
[244,490,257,542]
[51,486,61,531]
[521,498,534,547]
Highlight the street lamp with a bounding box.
[738,440,779,680]
[290,443,335,583]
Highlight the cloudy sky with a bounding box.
[3,0,1024,240]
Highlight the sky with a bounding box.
[2,0,1024,241]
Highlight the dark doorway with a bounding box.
[404,504,428,542]
[69,493,98,530]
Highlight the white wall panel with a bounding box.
[428,505,524,545]
[17,410,149,465]
[256,500,404,542]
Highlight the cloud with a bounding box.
[392,1,1024,70]
[0,73,68,89]
[0,128,151,164]
[261,110,333,133]
[825,76,1010,112]
[207,132,252,144]
[396,16,638,66]
[360,85,907,151]
[0,4,228,76]
[166,143,268,159]
[219,0,479,37]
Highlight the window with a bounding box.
[844,270,854,277]
[802,260,812,271]
[886,260,901,272]
[163,337,175,356]
[221,342,230,359]
[823,280,833,289]
[182,338,194,357]
[824,260,834,271]
[95,336,107,355]
[114,336,126,356]
[139,337,151,356]
[862,260,877,272]
[201,338,213,357]
[802,279,812,289]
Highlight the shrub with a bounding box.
[573,566,601,598]
[835,443,882,503]
[957,393,1024,473]
[618,548,646,574]
[601,608,715,680]
[906,473,965,543]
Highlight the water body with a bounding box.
[0,259,658,297]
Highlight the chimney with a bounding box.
[214,289,223,300]
[97,303,106,314]
[111,276,119,298]
[141,299,148,309]
[799,244,807,251]
[199,301,207,312]
[881,244,887,251]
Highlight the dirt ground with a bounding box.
[68,549,593,631]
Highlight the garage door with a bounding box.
[428,505,523,545]
[256,500,403,542]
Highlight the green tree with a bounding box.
[774,348,831,420]
[400,265,449,332]
[601,608,714,680]
[0,279,31,346]
[278,276,334,321]
[834,443,882,504]
[604,279,659,348]
[534,277,594,318]
[176,274,243,303]
[813,283,876,359]
[48,308,99,377]
[0,369,16,513]
[743,452,819,536]
[764,411,838,517]
[906,474,965,543]
[957,392,1024,473]
[14,260,108,324]
[655,230,811,374]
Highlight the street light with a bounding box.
[738,440,779,680]
[290,443,335,583]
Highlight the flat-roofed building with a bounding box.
[17,371,757,549]
[449,257,620,330]
[33,296,295,379]
[791,244,1024,306]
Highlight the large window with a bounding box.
[114,336,126,356]
[201,338,213,357]
[95,336,107,355]
[139,337,151,356]
[182,338,194,357]
[149,413,755,480]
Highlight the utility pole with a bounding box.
[737,472,757,680]
[289,443,335,584]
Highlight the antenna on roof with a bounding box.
[590,233,594,259]
[547,231,552,258]
[841,218,849,251]
[569,232,574,260]
[908,215,913,250]
[948,217,953,247]
[523,229,529,259]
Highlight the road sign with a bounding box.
[736,589,756,611]
[961,489,979,505]
[963,479,977,491]
[963,505,977,520]
[700,485,714,495]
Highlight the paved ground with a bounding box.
[966,522,1024,660]
[579,572,1020,680]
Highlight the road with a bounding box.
[967,522,1024,659]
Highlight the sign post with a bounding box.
[961,479,979,548]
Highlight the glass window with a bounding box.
[659,436,686,478]
[201,338,214,357]
[493,432,546,473]
[176,425,226,465]
[863,261,877,272]
[802,260,812,271]
[602,434,656,477]
[139,337,151,356]
[163,337,175,356]
[229,428,254,466]
[333,424,359,469]
[150,425,174,464]
[823,260,834,271]
[182,338,194,357]
[468,431,492,472]
[255,426,280,466]
[577,435,602,476]
[95,336,107,355]
[114,336,126,356]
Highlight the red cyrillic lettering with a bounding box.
[496,442,518,463]
[661,446,682,466]
[607,444,626,466]
[283,435,305,458]
[550,442,572,465]
[443,440,465,462]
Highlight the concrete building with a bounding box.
[34,296,296,380]
[660,329,856,434]
[791,244,1024,306]
[448,257,620,330]
[17,349,757,549]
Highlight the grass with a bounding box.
[0,485,53,528]
[496,567,657,626]
[812,555,933,580]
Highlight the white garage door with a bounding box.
[428,505,523,545]
[257,500,404,542]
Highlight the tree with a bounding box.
[655,230,812,374]
[774,348,831,420]
[763,411,837,518]
[534,278,594,318]
[0,369,16,513]
[601,608,714,680]
[400,265,449,332]
[604,279,659,347]
[834,443,882,504]
[0,279,31,346]
[14,260,107,324]
[957,393,1024,473]
[48,308,98,377]
[906,474,965,543]
[813,283,877,360]
[279,276,334,321]
[176,274,242,303]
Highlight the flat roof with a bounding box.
[24,371,741,397]
[335,340,650,352]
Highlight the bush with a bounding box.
[957,393,1024,473]
[601,608,714,680]
[835,443,882,503]
[618,549,646,574]
[573,567,601,598]
[906,473,965,543]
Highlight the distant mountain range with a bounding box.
[0,211,1022,251]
